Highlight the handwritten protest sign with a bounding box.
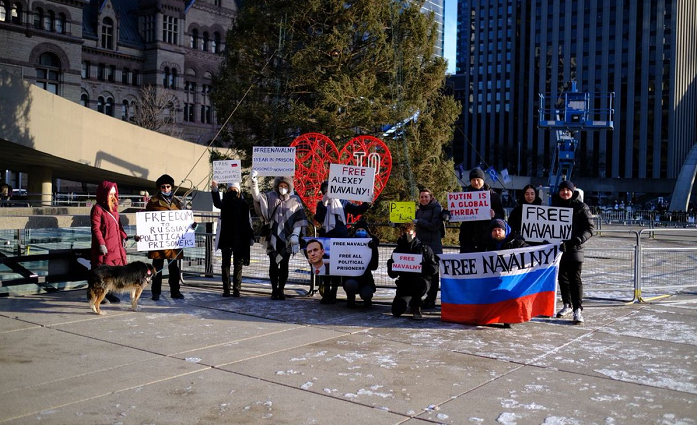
[136,210,195,252]
[327,164,375,203]
[447,191,491,222]
[212,160,241,184]
[389,201,415,223]
[302,237,372,276]
[252,146,296,176]
[521,205,573,243]
[391,253,423,273]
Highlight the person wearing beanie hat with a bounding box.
[552,180,594,324]
[484,218,527,252]
[211,179,254,297]
[146,174,185,300]
[456,168,505,254]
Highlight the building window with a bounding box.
[184,103,193,122]
[97,96,104,113]
[43,10,53,31]
[81,61,90,79]
[132,70,139,86]
[35,52,60,94]
[0,3,6,21]
[33,7,41,28]
[141,15,155,42]
[122,67,129,84]
[11,3,21,24]
[121,100,129,120]
[80,93,89,107]
[163,67,170,88]
[170,68,177,89]
[107,65,115,82]
[202,31,209,51]
[104,97,113,116]
[190,29,198,49]
[102,17,114,49]
[213,32,220,54]
[201,105,211,124]
[97,63,105,80]
[162,15,178,44]
[214,0,221,6]
[55,13,64,33]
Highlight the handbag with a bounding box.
[259,203,279,238]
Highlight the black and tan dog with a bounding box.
[88,261,157,315]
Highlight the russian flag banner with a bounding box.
[440,244,562,325]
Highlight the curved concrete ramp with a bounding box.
[670,143,697,211]
[0,70,214,203]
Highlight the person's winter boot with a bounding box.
[346,293,356,308]
[412,306,424,320]
[556,303,573,318]
[232,277,241,298]
[222,267,231,297]
[270,279,279,299]
[277,282,286,300]
[572,308,584,325]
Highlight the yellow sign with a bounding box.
[389,201,416,223]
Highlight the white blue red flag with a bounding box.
[439,244,561,325]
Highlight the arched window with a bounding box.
[122,67,129,84]
[44,10,53,31]
[104,97,113,116]
[11,3,21,24]
[55,13,65,33]
[101,17,113,49]
[97,96,104,113]
[163,66,170,88]
[0,3,7,21]
[202,32,209,52]
[33,7,42,29]
[170,68,177,89]
[35,52,60,94]
[213,32,220,54]
[80,93,89,107]
[190,29,198,49]
[121,100,129,120]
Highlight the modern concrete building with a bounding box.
[420,0,445,57]
[452,0,697,204]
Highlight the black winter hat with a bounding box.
[353,219,369,231]
[490,219,507,231]
[558,180,576,192]
[469,168,485,180]
[155,174,175,188]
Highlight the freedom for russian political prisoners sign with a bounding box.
[439,244,561,325]
[329,238,372,276]
[327,164,375,203]
[212,160,241,184]
[447,191,491,222]
[521,205,573,243]
[391,253,423,273]
[136,210,196,251]
[252,146,296,176]
[389,201,415,223]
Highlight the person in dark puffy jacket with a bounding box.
[458,168,505,253]
[551,180,594,325]
[483,219,528,252]
[507,184,543,238]
[413,187,444,309]
[90,180,127,303]
[341,220,379,308]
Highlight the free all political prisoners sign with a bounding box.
[136,210,196,251]
[329,238,373,276]
[327,164,375,203]
[447,191,491,222]
[212,160,241,184]
[439,244,561,325]
[521,205,573,243]
[252,146,296,176]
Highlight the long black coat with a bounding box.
[415,199,444,254]
[551,191,594,263]
[212,190,254,264]
[458,183,505,253]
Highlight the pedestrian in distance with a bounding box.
[211,180,255,297]
[413,187,445,309]
[551,180,594,324]
[458,168,505,253]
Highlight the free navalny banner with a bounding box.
[439,244,561,325]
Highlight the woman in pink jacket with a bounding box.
[90,181,128,303]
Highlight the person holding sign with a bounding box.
[250,170,308,300]
[90,181,128,304]
[146,174,185,301]
[507,184,543,238]
[342,220,379,308]
[315,181,371,238]
[306,239,330,275]
[211,180,254,298]
[413,187,445,309]
[551,181,594,324]
[387,223,438,320]
[457,168,505,253]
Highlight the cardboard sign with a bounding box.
[252,146,296,176]
[391,253,423,273]
[389,201,415,223]
[212,160,241,184]
[136,210,195,251]
[521,205,573,243]
[303,237,372,276]
[327,164,375,203]
[447,191,491,222]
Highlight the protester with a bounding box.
[507,184,543,237]
[211,180,254,297]
[315,181,371,237]
[342,220,379,308]
[413,187,444,309]
[458,168,505,253]
[552,180,594,324]
[90,181,127,303]
[483,219,528,252]
[250,170,308,300]
[147,174,185,301]
[387,223,438,320]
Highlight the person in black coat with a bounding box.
[483,219,529,252]
[387,223,438,320]
[413,187,444,309]
[341,220,379,308]
[551,180,594,324]
[211,180,254,297]
[458,168,505,253]
[507,184,543,238]
[315,181,371,238]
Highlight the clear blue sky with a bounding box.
[444,0,457,74]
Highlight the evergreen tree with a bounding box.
[212,0,460,233]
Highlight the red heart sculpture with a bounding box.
[291,133,392,218]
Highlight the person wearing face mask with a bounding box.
[341,220,379,308]
[413,187,444,309]
[457,168,505,253]
[211,180,255,297]
[387,223,438,320]
[250,170,308,300]
[315,181,371,238]
[90,181,127,304]
[146,174,185,301]
[507,184,543,240]
[551,180,594,324]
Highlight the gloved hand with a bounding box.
[289,234,299,254]
[99,245,108,255]
[559,241,567,252]
[250,169,258,182]
[211,180,218,191]
[441,210,451,222]
[134,235,141,242]
[412,219,419,225]
[190,222,198,230]
[367,238,377,249]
